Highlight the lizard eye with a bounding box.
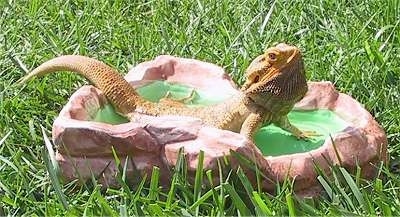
[268,53,277,61]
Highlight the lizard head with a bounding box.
[241,43,303,91]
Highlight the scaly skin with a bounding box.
[18,43,308,139]
[240,43,309,138]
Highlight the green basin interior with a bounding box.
[94,81,349,156]
[254,110,348,156]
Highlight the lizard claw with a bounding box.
[295,130,321,140]
[162,88,196,104]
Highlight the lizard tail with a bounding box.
[18,55,142,114]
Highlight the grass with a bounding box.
[0,0,399,215]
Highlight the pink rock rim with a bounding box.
[51,55,388,195]
[263,81,388,195]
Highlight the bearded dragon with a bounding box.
[18,43,309,139]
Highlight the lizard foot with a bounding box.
[161,88,197,105]
[160,88,196,106]
[295,130,321,140]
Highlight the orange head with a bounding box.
[241,43,303,90]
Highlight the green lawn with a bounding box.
[1,0,400,215]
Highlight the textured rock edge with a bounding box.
[51,55,388,196]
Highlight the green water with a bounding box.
[136,80,232,107]
[93,81,349,156]
[94,104,129,124]
[254,110,348,156]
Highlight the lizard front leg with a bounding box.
[240,110,273,139]
[274,115,318,139]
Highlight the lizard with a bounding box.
[18,43,310,139]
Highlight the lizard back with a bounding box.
[19,55,250,130]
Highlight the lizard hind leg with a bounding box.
[159,88,197,106]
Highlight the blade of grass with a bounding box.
[317,175,334,201]
[0,130,12,147]
[258,0,276,35]
[0,155,19,172]
[237,167,267,215]
[339,167,367,212]
[285,191,296,217]
[206,170,223,213]
[131,173,147,216]
[95,190,118,216]
[223,183,251,216]
[189,186,219,211]
[148,166,160,201]
[296,197,322,216]
[119,196,128,217]
[252,191,273,215]
[330,135,343,165]
[236,167,254,196]
[166,173,177,210]
[41,126,68,210]
[217,158,226,212]
[147,203,164,216]
[193,150,204,201]
[331,168,357,212]
[110,149,133,199]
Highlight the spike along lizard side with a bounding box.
[18,43,311,139]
